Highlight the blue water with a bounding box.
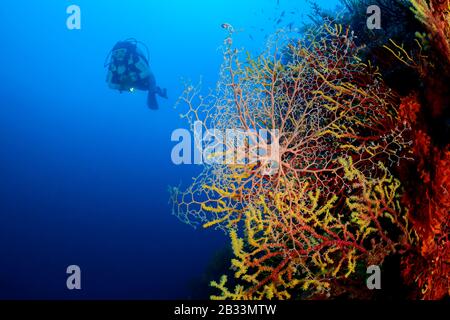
[0,0,338,299]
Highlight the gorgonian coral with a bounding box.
[398,94,450,299]
[411,0,450,66]
[208,157,413,299]
[378,1,450,298]
[172,23,414,299]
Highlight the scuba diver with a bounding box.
[105,39,167,110]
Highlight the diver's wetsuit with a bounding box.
[107,41,150,93]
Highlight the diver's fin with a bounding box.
[156,87,168,99]
[147,91,159,110]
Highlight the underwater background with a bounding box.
[0,0,340,299]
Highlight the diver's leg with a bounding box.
[156,87,168,99]
[146,73,159,109]
[147,91,159,110]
